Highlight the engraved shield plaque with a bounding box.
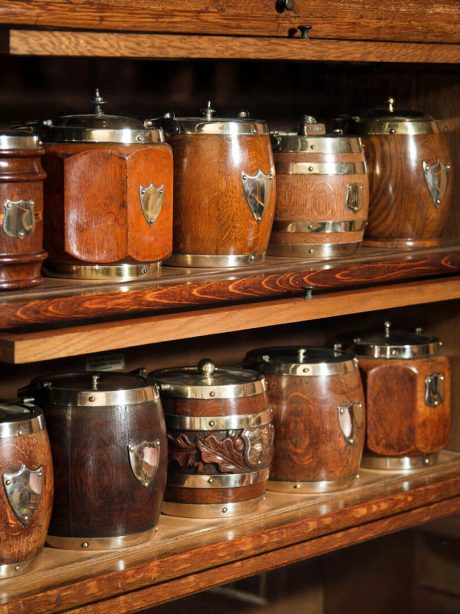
[128,441,160,488]
[3,464,43,526]
[242,169,273,223]
[422,159,450,208]
[242,423,274,468]
[2,199,36,239]
[139,184,164,226]
[338,403,355,445]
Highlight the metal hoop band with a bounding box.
[162,497,264,519]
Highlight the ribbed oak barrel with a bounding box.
[244,347,365,493]
[352,98,453,248]
[352,321,451,470]
[0,131,46,289]
[155,105,276,268]
[270,119,368,258]
[19,372,167,550]
[0,402,53,578]
[151,359,274,518]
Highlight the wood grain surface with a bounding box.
[169,133,275,257]
[359,355,451,456]
[1,1,460,43]
[0,426,53,565]
[363,133,453,247]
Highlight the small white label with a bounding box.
[85,353,126,372]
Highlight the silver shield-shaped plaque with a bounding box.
[128,441,160,488]
[338,403,355,445]
[3,464,43,526]
[2,199,36,239]
[139,184,164,226]
[422,159,450,208]
[242,169,273,223]
[242,423,274,468]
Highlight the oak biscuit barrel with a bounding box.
[0,402,53,578]
[270,116,369,258]
[244,347,365,493]
[154,103,276,267]
[19,372,167,550]
[351,321,451,470]
[30,89,173,281]
[150,359,274,518]
[0,130,46,289]
[351,97,453,248]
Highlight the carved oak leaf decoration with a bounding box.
[197,434,248,473]
[168,433,196,468]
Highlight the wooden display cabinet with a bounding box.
[1,2,460,612]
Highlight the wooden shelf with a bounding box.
[2,451,460,613]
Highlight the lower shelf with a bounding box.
[3,451,460,613]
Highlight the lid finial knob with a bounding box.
[198,359,216,376]
[387,97,395,113]
[91,89,106,116]
[201,101,216,121]
[384,320,391,338]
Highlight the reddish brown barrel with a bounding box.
[20,372,167,550]
[0,131,46,289]
[351,98,453,248]
[244,347,365,493]
[32,90,173,281]
[151,359,273,518]
[155,104,276,267]
[352,321,451,470]
[0,402,53,577]
[269,117,368,258]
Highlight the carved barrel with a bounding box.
[0,402,53,578]
[151,359,274,518]
[270,117,369,258]
[19,372,167,550]
[0,131,46,289]
[156,104,276,267]
[244,347,365,493]
[33,90,173,281]
[352,322,451,469]
[352,98,453,248]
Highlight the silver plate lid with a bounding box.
[352,97,442,135]
[0,129,42,151]
[0,401,45,439]
[32,90,164,144]
[150,101,268,136]
[351,321,441,359]
[151,359,266,399]
[244,346,358,376]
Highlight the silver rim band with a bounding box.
[44,261,161,281]
[167,468,269,489]
[46,529,153,550]
[273,220,367,234]
[267,476,355,493]
[275,161,366,175]
[354,342,440,359]
[41,386,157,408]
[157,379,266,400]
[162,497,264,518]
[354,120,441,135]
[361,453,439,471]
[166,253,265,268]
[0,559,35,578]
[41,128,165,144]
[0,135,42,150]
[272,135,363,154]
[0,413,45,439]
[165,408,272,431]
[253,358,358,377]
[166,120,268,136]
[268,242,360,258]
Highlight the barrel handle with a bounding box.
[425,373,445,407]
[337,401,364,445]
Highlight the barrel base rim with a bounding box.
[268,242,361,258]
[267,476,356,493]
[166,253,265,268]
[46,528,154,550]
[43,261,162,281]
[0,558,36,578]
[162,496,264,518]
[361,452,439,471]
[363,237,443,249]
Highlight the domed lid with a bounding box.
[33,90,165,144]
[351,321,441,359]
[21,371,157,407]
[352,97,442,135]
[0,401,44,438]
[150,101,268,136]
[0,128,42,151]
[151,358,266,399]
[244,346,358,376]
